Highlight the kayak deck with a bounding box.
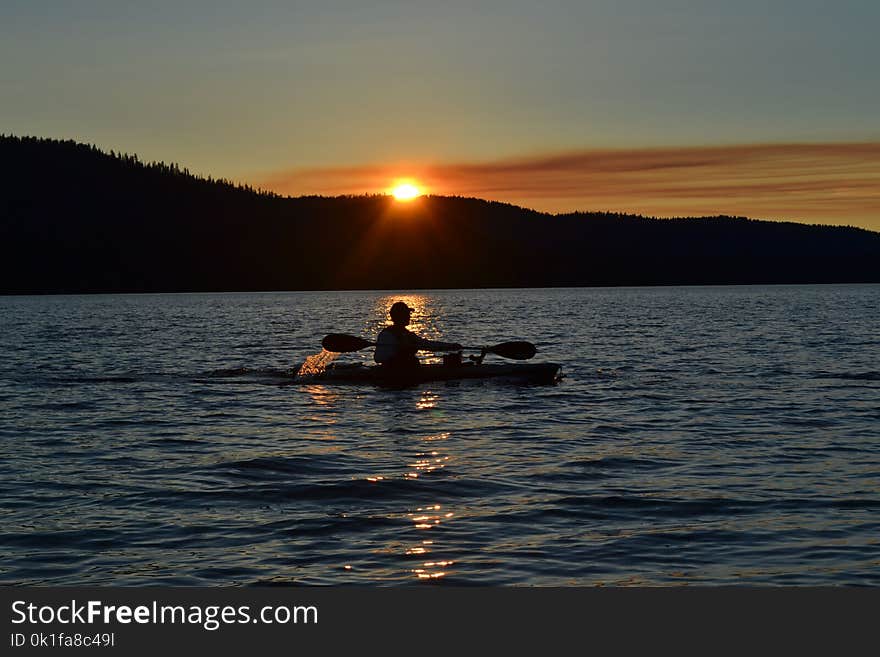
[296,362,562,386]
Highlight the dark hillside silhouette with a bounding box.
[2,135,878,294]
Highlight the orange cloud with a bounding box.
[256,142,880,230]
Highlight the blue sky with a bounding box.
[2,1,878,224]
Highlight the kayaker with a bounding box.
[374,301,463,368]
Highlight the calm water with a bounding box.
[1,286,878,585]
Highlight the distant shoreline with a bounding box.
[3,136,879,294]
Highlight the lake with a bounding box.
[1,286,878,585]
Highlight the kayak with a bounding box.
[295,361,562,386]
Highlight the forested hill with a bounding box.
[2,135,878,294]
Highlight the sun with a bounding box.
[391,182,421,201]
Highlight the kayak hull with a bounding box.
[296,362,562,386]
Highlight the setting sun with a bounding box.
[391,183,421,201]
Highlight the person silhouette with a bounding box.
[374,301,463,368]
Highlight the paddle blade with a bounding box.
[486,341,537,360]
[321,334,374,353]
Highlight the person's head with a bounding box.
[389,301,413,326]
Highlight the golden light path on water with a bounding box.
[301,294,467,581]
[370,296,461,579]
[354,425,458,581]
[402,430,455,580]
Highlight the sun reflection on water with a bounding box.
[300,384,340,407]
[416,391,439,410]
[352,428,455,582]
[324,376,459,582]
[406,504,455,579]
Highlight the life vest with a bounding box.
[374,325,420,366]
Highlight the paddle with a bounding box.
[321,334,374,353]
[321,333,536,360]
[470,340,536,361]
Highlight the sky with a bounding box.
[2,1,879,228]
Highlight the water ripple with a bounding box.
[1,286,878,585]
